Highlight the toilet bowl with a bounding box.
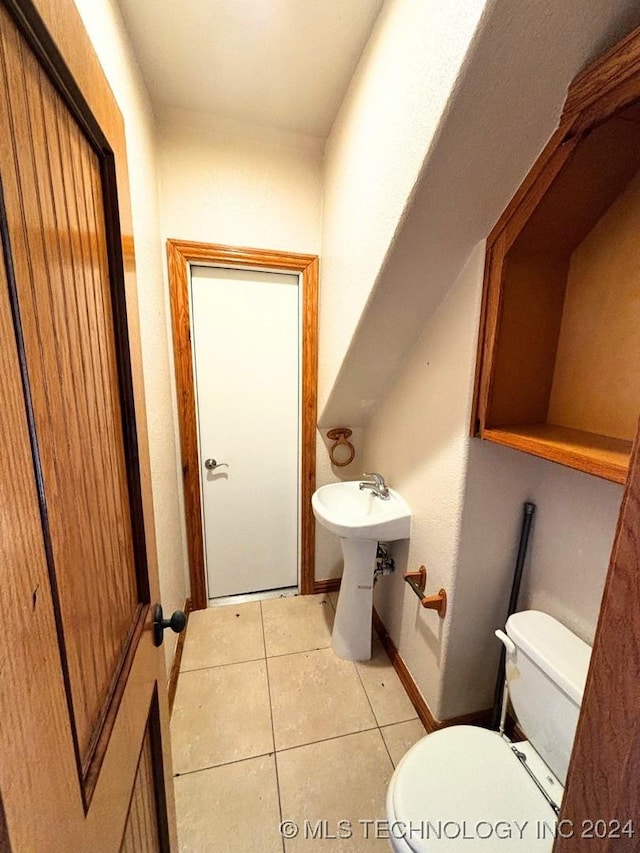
[386,611,591,851]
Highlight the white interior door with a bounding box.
[190,265,300,599]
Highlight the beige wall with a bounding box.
[319,0,640,430]
[73,0,188,668]
[549,169,640,441]
[155,108,346,582]
[364,243,624,721]
[76,0,633,711]
[319,0,487,417]
[364,245,485,718]
[322,0,639,722]
[156,109,323,252]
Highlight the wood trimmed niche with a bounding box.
[472,28,640,485]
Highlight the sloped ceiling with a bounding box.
[319,0,640,427]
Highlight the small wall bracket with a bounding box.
[404,565,447,618]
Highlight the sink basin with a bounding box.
[312,480,411,661]
[312,481,411,541]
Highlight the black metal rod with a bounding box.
[491,501,536,730]
[405,575,425,602]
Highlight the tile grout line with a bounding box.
[175,595,350,848]
[379,727,397,769]
[179,654,266,674]
[353,645,378,720]
[261,600,286,853]
[172,721,411,778]
[173,748,277,779]
[171,605,271,780]
[171,720,413,779]
[271,713,421,756]
[379,717,424,730]
[260,599,267,663]
[179,611,338,675]
[262,597,389,760]
[274,724,382,755]
[178,603,265,673]
[353,633,424,768]
[352,642,397,768]
[267,644,332,660]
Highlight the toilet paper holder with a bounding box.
[404,566,447,618]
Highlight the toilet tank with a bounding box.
[505,610,591,785]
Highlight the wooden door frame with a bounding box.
[167,239,318,609]
[555,422,640,850]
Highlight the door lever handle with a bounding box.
[204,458,229,471]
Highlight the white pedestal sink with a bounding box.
[312,481,411,661]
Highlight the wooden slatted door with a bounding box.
[0,2,176,850]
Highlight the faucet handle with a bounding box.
[360,472,390,499]
[363,472,384,484]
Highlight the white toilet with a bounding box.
[386,610,591,851]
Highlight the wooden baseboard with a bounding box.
[313,577,341,594]
[372,607,492,733]
[167,598,192,715]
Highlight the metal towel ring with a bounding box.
[327,427,356,467]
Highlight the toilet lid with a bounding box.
[388,726,558,852]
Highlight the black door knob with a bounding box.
[153,604,187,647]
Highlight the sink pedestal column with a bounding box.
[332,538,378,661]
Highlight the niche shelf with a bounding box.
[472,29,640,485]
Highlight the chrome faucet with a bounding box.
[359,472,390,500]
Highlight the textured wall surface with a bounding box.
[74,0,637,710]
[319,0,487,418]
[364,244,624,721]
[328,0,640,721]
[320,0,640,427]
[548,170,640,441]
[444,404,622,719]
[157,109,323,253]
[73,0,188,669]
[155,111,347,581]
[364,246,485,718]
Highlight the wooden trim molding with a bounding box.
[563,25,640,133]
[167,599,191,715]
[470,26,640,485]
[166,240,318,609]
[484,23,640,257]
[0,791,8,853]
[372,608,491,733]
[313,577,341,595]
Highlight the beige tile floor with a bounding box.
[171,592,426,851]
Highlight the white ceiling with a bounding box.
[116,0,384,137]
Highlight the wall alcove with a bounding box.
[473,32,640,484]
